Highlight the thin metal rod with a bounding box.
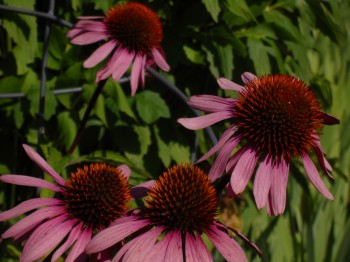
[147,67,218,147]
[0,4,73,28]
[37,0,55,146]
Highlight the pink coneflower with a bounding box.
[177,73,339,216]
[0,145,148,261]
[86,164,260,261]
[67,2,170,96]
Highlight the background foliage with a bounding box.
[0,0,349,261]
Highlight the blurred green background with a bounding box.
[0,0,349,261]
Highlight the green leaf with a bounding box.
[247,38,271,75]
[57,111,78,150]
[94,95,108,126]
[135,91,170,124]
[26,87,58,120]
[115,82,137,120]
[169,142,190,164]
[202,0,221,22]
[183,45,206,64]
[153,125,171,167]
[13,102,24,129]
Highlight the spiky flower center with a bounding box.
[62,163,131,231]
[233,75,324,161]
[104,2,163,54]
[143,164,218,234]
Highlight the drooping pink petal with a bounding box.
[188,95,237,113]
[302,153,333,200]
[320,111,340,125]
[163,231,183,262]
[83,40,117,68]
[226,147,245,174]
[241,72,257,84]
[185,233,213,262]
[151,48,170,72]
[253,157,273,209]
[74,20,106,32]
[2,205,66,239]
[96,45,125,81]
[208,137,240,182]
[131,180,155,199]
[86,216,148,253]
[0,198,62,221]
[146,230,173,261]
[312,135,333,178]
[217,78,244,92]
[111,50,135,81]
[117,164,131,180]
[21,215,76,262]
[130,54,144,96]
[177,111,233,130]
[204,225,248,262]
[22,144,66,186]
[112,226,163,262]
[269,160,289,215]
[0,174,61,192]
[197,126,238,163]
[230,148,258,194]
[70,31,108,45]
[66,228,92,262]
[67,28,84,38]
[140,55,147,87]
[51,222,84,262]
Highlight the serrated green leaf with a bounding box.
[94,95,108,126]
[183,45,205,64]
[135,91,170,124]
[13,102,24,128]
[115,82,137,120]
[26,87,58,120]
[153,125,171,167]
[169,142,190,164]
[247,38,271,75]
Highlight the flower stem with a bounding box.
[67,79,107,155]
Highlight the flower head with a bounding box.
[177,73,339,216]
[86,164,260,261]
[67,2,170,96]
[0,145,148,261]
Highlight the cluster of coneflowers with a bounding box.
[0,1,339,262]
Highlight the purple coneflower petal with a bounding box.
[163,231,182,262]
[146,231,173,261]
[22,144,66,186]
[204,225,248,262]
[241,72,257,84]
[131,180,155,199]
[112,50,135,81]
[83,40,117,68]
[185,233,213,262]
[113,226,163,262]
[0,174,61,192]
[86,216,147,253]
[209,137,240,182]
[66,28,84,38]
[70,31,108,45]
[269,160,289,215]
[312,135,333,178]
[253,157,273,209]
[151,48,170,72]
[302,153,333,200]
[188,95,236,113]
[2,205,66,239]
[217,78,244,92]
[197,126,237,163]
[74,20,106,32]
[0,198,62,221]
[117,164,131,180]
[226,147,245,173]
[51,222,85,262]
[96,45,125,81]
[130,54,144,96]
[178,111,232,130]
[320,111,340,125]
[230,148,258,194]
[140,55,147,87]
[66,228,92,262]
[21,215,75,262]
